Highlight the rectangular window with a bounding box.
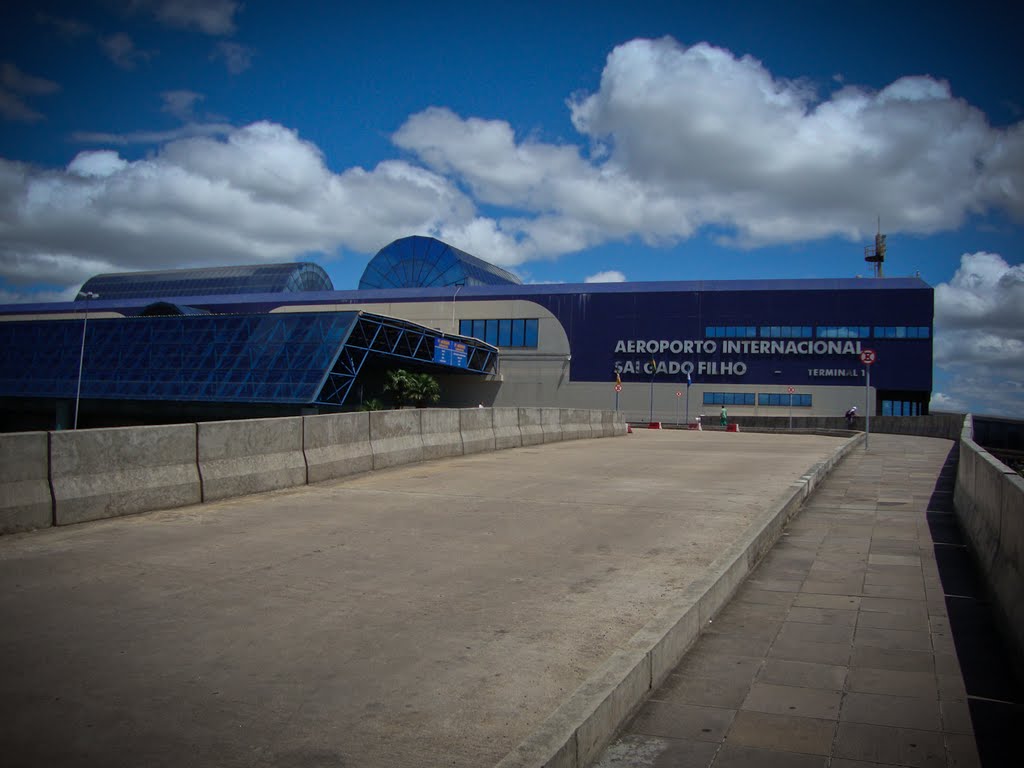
[523,318,539,348]
[758,393,813,407]
[461,318,539,348]
[703,392,754,406]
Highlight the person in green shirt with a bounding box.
[720,405,728,426]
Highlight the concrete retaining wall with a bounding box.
[51,424,201,525]
[3,407,624,532]
[954,414,1024,670]
[493,408,523,450]
[370,410,424,469]
[198,417,306,502]
[518,408,545,446]
[460,407,496,455]
[304,412,373,484]
[420,409,463,461]
[0,432,53,533]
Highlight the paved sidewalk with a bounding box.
[595,433,1021,768]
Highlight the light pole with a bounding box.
[74,291,98,430]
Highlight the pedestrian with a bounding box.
[845,406,857,429]
[720,405,727,427]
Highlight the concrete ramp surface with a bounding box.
[0,430,848,768]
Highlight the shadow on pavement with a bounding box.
[927,442,1023,767]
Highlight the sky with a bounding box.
[0,0,1021,417]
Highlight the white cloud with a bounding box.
[0,62,59,123]
[161,90,203,120]
[0,122,482,292]
[214,41,253,74]
[929,391,967,413]
[934,252,1024,416]
[584,270,626,283]
[395,38,1023,251]
[101,33,155,70]
[131,0,240,36]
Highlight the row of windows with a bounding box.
[875,326,930,339]
[459,318,539,348]
[882,400,925,416]
[706,325,929,340]
[702,392,813,407]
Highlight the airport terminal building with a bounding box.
[0,236,933,429]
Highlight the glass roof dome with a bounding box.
[358,236,521,290]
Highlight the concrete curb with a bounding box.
[494,431,866,768]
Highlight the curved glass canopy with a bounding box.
[359,236,521,290]
[78,262,333,301]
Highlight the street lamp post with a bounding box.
[74,291,98,430]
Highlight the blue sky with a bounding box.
[0,1,1021,416]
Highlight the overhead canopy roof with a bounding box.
[78,262,333,301]
[0,311,496,407]
[358,236,521,290]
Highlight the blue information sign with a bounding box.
[434,337,469,368]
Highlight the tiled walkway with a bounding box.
[595,434,1021,767]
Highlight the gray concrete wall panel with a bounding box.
[303,412,373,484]
[370,410,423,469]
[51,424,200,525]
[420,409,464,461]
[541,408,562,443]
[0,432,53,533]
[518,408,544,446]
[493,408,523,450]
[198,417,306,502]
[560,409,589,441]
[460,407,496,455]
[954,414,1024,679]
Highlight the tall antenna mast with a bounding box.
[864,216,886,278]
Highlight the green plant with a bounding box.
[359,397,385,412]
[383,369,440,408]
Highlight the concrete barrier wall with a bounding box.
[4,407,624,533]
[304,412,373,484]
[730,413,964,440]
[51,424,201,525]
[954,414,1024,670]
[541,408,562,443]
[371,410,424,469]
[518,408,544,446]
[561,409,590,441]
[198,417,306,502]
[493,408,523,450]
[460,407,496,455]
[420,409,464,461]
[0,432,53,533]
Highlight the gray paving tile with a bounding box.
[733,587,797,608]
[859,596,929,619]
[778,620,855,646]
[768,637,852,667]
[697,632,776,659]
[833,722,946,767]
[674,651,764,684]
[792,593,861,611]
[800,579,864,595]
[724,710,835,755]
[940,699,974,735]
[862,583,927,600]
[850,645,934,673]
[711,743,826,768]
[786,606,857,627]
[757,659,846,691]
[593,733,718,768]
[856,609,930,632]
[655,672,755,709]
[846,667,938,698]
[854,625,933,652]
[741,682,841,720]
[841,691,942,731]
[630,700,737,742]
[944,732,982,768]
